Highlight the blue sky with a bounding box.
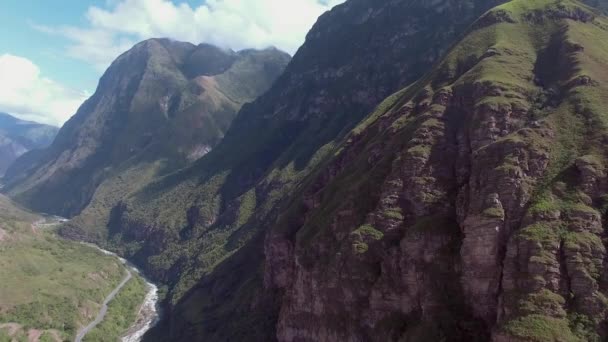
[0,0,343,126]
[1,0,103,91]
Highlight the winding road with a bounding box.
[31,214,160,341]
[74,268,133,342]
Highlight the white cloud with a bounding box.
[0,54,88,126]
[35,0,345,71]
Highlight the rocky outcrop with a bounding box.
[264,1,608,341]
[137,1,514,341]
[9,0,608,341]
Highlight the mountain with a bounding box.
[267,0,608,341]
[3,39,290,218]
[61,0,516,340]
[6,0,608,341]
[135,0,608,340]
[0,113,58,176]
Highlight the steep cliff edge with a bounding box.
[7,0,608,341]
[3,39,289,219]
[264,0,608,340]
[124,0,512,341]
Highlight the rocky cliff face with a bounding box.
[3,39,289,218]
[120,0,517,341]
[7,0,608,341]
[264,0,608,340]
[0,113,57,176]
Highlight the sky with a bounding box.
[0,0,344,126]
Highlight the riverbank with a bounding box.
[122,278,159,342]
[75,268,133,342]
[0,198,160,342]
[0,196,127,341]
[78,245,160,342]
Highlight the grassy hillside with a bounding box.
[126,1,517,340]
[0,195,144,341]
[83,275,147,342]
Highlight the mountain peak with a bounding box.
[3,38,290,216]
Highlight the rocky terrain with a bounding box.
[5,0,608,341]
[264,1,608,340]
[115,0,515,340]
[145,0,608,340]
[0,113,57,176]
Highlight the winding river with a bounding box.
[75,244,160,342]
[34,216,160,342]
[76,245,161,342]
[74,265,132,342]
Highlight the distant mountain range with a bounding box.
[0,113,58,176]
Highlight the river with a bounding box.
[34,216,160,342]
[87,246,161,342]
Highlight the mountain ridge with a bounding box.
[5,0,608,341]
[3,38,290,218]
[92,0,524,340]
[0,112,58,177]
[263,0,608,340]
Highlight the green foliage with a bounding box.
[530,189,600,216]
[503,314,581,342]
[407,145,432,158]
[0,329,11,342]
[351,224,384,241]
[83,275,147,342]
[3,298,78,336]
[529,193,561,215]
[350,225,383,254]
[383,208,404,220]
[236,189,257,228]
[483,207,505,218]
[568,313,600,342]
[352,241,369,254]
[352,87,410,135]
[0,196,130,340]
[38,332,56,342]
[519,223,562,246]
[562,231,603,250]
[8,1,608,341]
[517,289,566,317]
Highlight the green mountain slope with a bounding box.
[256,0,608,340]
[6,0,608,341]
[3,39,290,219]
[77,0,516,340]
[0,113,58,176]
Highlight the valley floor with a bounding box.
[0,196,150,342]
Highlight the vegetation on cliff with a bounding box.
[4,0,608,341]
